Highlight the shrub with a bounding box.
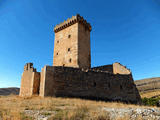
[142,97,160,106]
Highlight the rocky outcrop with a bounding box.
[102,107,160,120]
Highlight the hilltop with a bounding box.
[0,87,19,96]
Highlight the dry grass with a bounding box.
[140,89,160,98]
[135,77,160,98]
[0,95,157,120]
[135,77,160,93]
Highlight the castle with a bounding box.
[19,14,141,103]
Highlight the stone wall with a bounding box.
[113,62,131,75]
[19,63,40,97]
[53,23,79,68]
[78,23,91,69]
[40,66,141,103]
[92,65,113,73]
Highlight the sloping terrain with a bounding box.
[0,87,20,96]
[0,95,159,120]
[135,77,160,98]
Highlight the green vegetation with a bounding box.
[142,97,160,106]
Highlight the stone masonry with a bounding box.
[53,14,91,69]
[19,63,40,97]
[19,14,141,103]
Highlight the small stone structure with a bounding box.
[19,14,141,103]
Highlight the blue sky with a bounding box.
[0,0,160,88]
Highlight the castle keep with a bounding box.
[53,15,91,69]
[20,14,141,103]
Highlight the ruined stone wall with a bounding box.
[32,72,40,94]
[40,66,141,103]
[92,65,113,73]
[113,63,131,75]
[19,63,40,97]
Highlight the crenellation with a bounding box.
[54,14,91,33]
[24,63,36,72]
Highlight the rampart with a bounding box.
[92,65,113,73]
[92,63,131,75]
[39,66,141,103]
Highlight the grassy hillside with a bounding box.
[135,77,160,98]
[0,87,19,96]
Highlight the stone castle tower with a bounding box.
[19,14,141,104]
[53,14,91,69]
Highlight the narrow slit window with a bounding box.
[120,85,123,90]
[69,58,72,63]
[68,48,71,52]
[108,83,110,88]
[68,34,71,38]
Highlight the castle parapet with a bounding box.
[24,63,36,72]
[91,63,131,75]
[54,14,92,33]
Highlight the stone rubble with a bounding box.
[102,107,160,120]
[24,110,55,120]
[24,108,160,120]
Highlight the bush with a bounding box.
[142,97,160,106]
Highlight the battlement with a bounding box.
[54,14,92,33]
[46,66,114,74]
[24,63,37,72]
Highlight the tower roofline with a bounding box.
[54,14,92,33]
